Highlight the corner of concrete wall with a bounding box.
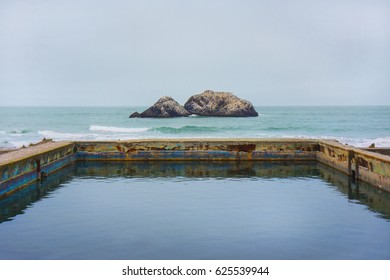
[0,142,76,199]
[317,140,390,192]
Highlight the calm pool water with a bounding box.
[0,161,389,260]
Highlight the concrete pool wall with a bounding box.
[1,139,390,198]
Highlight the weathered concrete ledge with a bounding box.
[317,140,390,191]
[75,138,319,161]
[0,141,75,198]
[362,147,390,157]
[1,138,390,198]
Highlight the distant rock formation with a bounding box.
[129,90,258,118]
[184,90,258,117]
[129,96,190,118]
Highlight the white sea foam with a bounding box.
[38,130,97,140]
[1,130,389,149]
[9,129,31,134]
[338,136,390,148]
[273,134,390,148]
[89,125,149,133]
[37,129,148,142]
[7,140,33,148]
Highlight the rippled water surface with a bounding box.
[0,161,389,259]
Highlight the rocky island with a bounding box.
[129,96,190,118]
[129,90,258,118]
[184,90,258,117]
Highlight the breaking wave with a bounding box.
[89,125,148,133]
[270,135,390,148]
[336,136,390,148]
[9,129,32,134]
[150,126,224,134]
[38,130,98,140]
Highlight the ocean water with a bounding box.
[0,106,389,149]
[1,161,390,260]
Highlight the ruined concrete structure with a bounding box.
[1,139,390,199]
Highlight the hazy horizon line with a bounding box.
[1,104,389,107]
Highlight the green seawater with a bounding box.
[0,106,389,148]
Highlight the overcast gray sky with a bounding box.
[0,0,389,106]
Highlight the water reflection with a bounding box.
[74,160,320,179]
[0,164,75,223]
[1,161,390,224]
[318,164,390,220]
